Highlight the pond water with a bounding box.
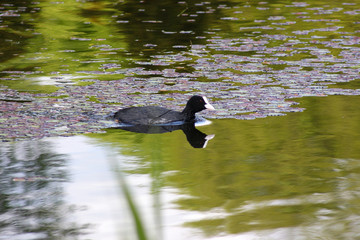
[2,95,360,240]
[1,0,360,239]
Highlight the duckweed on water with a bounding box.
[0,1,360,141]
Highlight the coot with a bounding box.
[113,95,215,125]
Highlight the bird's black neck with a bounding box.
[181,107,196,122]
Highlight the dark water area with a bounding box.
[1,0,360,239]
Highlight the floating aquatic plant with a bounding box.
[0,1,360,141]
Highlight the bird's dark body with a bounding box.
[113,95,214,126]
[113,106,186,125]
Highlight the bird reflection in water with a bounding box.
[113,119,215,148]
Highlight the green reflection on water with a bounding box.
[0,0,127,92]
[89,95,360,238]
[0,0,359,238]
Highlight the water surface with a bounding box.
[2,96,360,239]
[1,0,360,140]
[1,0,360,239]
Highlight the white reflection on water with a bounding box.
[49,136,148,240]
[39,135,360,240]
[48,135,257,240]
[2,134,360,240]
[49,136,166,239]
[30,75,89,86]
